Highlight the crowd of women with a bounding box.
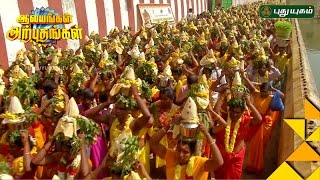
[0,1,291,180]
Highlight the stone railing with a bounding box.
[278,18,320,178]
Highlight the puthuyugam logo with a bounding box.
[6,7,82,47]
[260,5,272,18]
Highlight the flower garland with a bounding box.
[225,108,242,153]
[57,154,81,180]
[256,71,269,83]
[174,156,196,180]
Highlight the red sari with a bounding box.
[214,111,252,179]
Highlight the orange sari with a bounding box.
[31,107,47,179]
[246,92,280,174]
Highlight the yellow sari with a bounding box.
[274,52,289,74]
[137,127,151,174]
[11,146,37,177]
[0,130,9,144]
[148,127,168,168]
[175,75,187,98]
[110,115,152,175]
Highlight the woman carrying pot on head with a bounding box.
[149,87,180,178]
[2,129,38,179]
[31,133,91,179]
[90,134,152,180]
[246,47,281,88]
[243,80,284,175]
[213,95,262,179]
[32,98,95,179]
[0,96,41,179]
[99,72,153,179]
[211,59,243,121]
[150,97,224,180]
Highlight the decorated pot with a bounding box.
[180,123,199,139]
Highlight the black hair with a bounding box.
[172,67,183,76]
[101,73,112,80]
[111,169,123,177]
[260,82,270,92]
[82,88,95,101]
[155,55,165,63]
[160,87,175,99]
[187,74,198,85]
[43,80,58,93]
[77,89,83,97]
[99,91,108,103]
[202,67,212,75]
[11,136,23,148]
[180,138,197,155]
[257,61,269,68]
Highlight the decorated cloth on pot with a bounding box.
[200,49,217,66]
[158,65,174,88]
[98,50,116,73]
[9,65,28,83]
[181,97,199,124]
[53,98,79,139]
[46,55,62,75]
[0,96,25,124]
[110,66,141,96]
[230,71,248,100]
[187,75,210,111]
[53,98,99,144]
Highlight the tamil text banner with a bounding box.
[138,4,175,25]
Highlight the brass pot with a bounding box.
[180,123,199,139]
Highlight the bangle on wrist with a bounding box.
[209,139,216,145]
[25,152,30,155]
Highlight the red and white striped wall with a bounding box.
[0,0,208,69]
[233,0,262,5]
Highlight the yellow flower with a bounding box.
[182,44,191,51]
[137,58,146,64]
[120,79,138,86]
[0,111,17,120]
[172,51,180,59]
[194,91,209,98]
[146,61,157,69]
[225,109,242,153]
[188,22,198,31]
[199,33,207,45]
[85,44,95,50]
[164,39,171,45]
[99,59,107,68]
